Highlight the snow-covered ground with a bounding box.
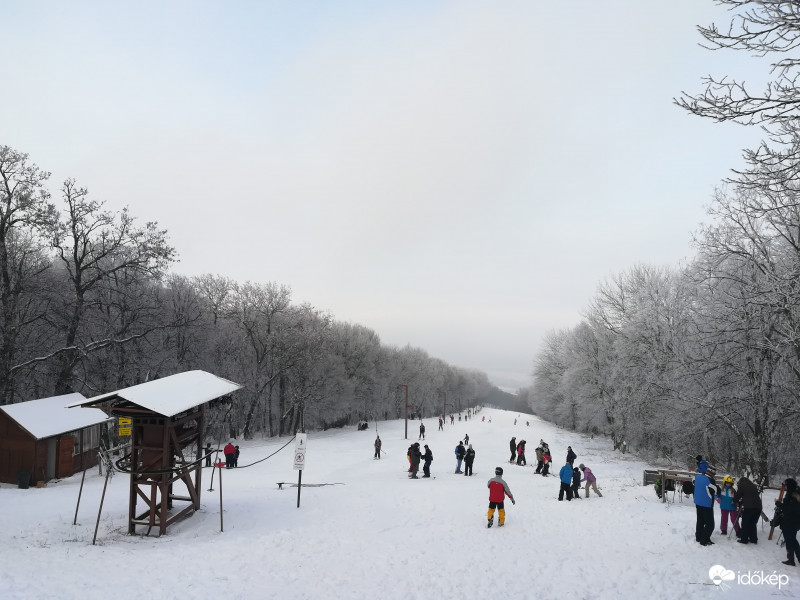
[0,408,795,599]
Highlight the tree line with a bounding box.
[0,145,489,439]
[522,2,800,484]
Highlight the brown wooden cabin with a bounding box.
[0,393,111,487]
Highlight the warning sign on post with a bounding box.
[293,433,307,470]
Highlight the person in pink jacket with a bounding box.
[579,463,603,497]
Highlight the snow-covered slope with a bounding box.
[0,408,794,599]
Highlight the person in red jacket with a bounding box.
[487,467,515,528]
[224,442,236,469]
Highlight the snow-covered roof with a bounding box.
[1,392,110,440]
[67,370,243,417]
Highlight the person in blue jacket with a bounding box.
[558,462,574,501]
[694,460,719,546]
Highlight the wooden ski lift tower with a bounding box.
[69,370,242,536]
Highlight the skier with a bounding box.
[374,436,382,459]
[487,466,515,528]
[541,448,552,476]
[716,476,738,536]
[775,478,800,566]
[566,446,577,466]
[438,417,444,431]
[224,441,236,469]
[409,442,421,479]
[455,441,466,473]
[571,467,582,499]
[579,464,602,497]
[734,476,762,544]
[509,437,517,463]
[464,444,476,476]
[450,414,454,425]
[516,440,526,466]
[693,460,718,546]
[534,445,544,474]
[558,462,574,501]
[464,433,469,446]
[421,444,433,478]
[407,445,413,472]
[419,422,426,440]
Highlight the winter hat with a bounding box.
[697,460,709,474]
[424,444,428,448]
[785,478,798,493]
[468,444,473,449]
[578,463,585,469]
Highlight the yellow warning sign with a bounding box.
[118,417,132,426]
[118,427,132,436]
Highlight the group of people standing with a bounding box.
[693,459,800,567]
[406,442,434,478]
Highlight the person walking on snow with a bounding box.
[566,446,577,466]
[409,442,422,479]
[717,476,739,535]
[579,463,602,497]
[419,422,425,440]
[558,462,574,501]
[421,444,433,478]
[487,466,515,528]
[509,437,517,463]
[455,441,466,473]
[464,433,469,446]
[464,444,476,476]
[374,436,382,459]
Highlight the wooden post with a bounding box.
[92,468,111,545]
[73,468,87,525]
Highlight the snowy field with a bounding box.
[0,407,795,600]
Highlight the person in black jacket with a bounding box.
[509,437,517,463]
[734,476,763,544]
[421,444,433,478]
[409,443,422,479]
[566,446,577,466]
[464,444,476,476]
[571,467,582,499]
[776,478,800,566]
[455,441,466,473]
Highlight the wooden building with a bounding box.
[0,393,111,487]
[68,370,242,536]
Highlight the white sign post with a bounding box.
[294,433,307,507]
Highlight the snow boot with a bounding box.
[783,560,796,567]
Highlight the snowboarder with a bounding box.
[775,478,800,566]
[374,436,382,459]
[717,476,738,536]
[487,466,515,528]
[534,445,544,473]
[464,444,475,476]
[455,441,466,473]
[419,422,426,440]
[571,467,582,499]
[515,440,526,466]
[579,463,602,497]
[509,437,517,463]
[693,460,718,546]
[409,442,421,479]
[421,444,433,478]
[566,446,576,466]
[224,442,236,469]
[733,476,762,544]
[558,462,574,501]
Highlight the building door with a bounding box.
[56,435,74,478]
[46,438,56,480]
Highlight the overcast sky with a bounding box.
[2,2,767,390]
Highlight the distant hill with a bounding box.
[481,386,530,413]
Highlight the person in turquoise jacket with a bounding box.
[694,460,718,546]
[558,462,574,501]
[717,476,739,536]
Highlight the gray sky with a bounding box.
[2,2,766,390]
